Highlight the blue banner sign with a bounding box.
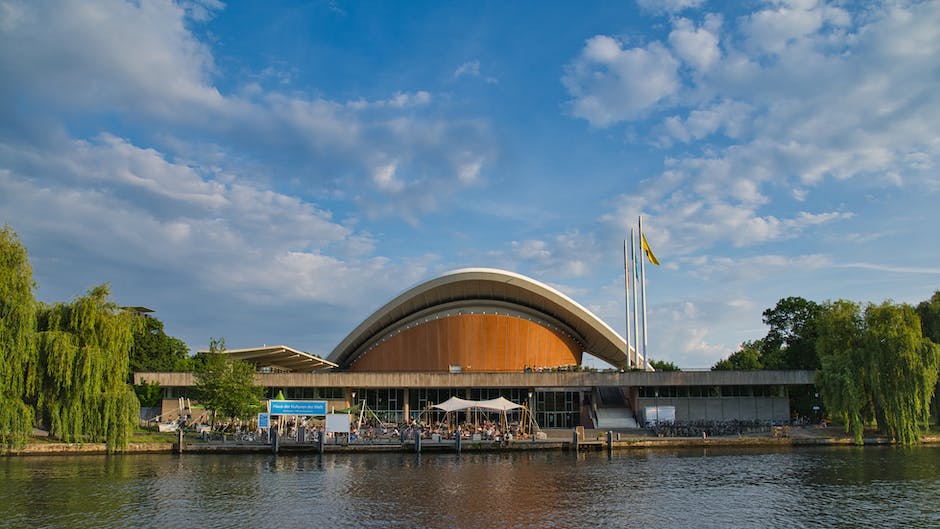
[257,412,270,428]
[268,400,327,416]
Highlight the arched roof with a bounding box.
[328,268,630,368]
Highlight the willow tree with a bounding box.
[35,285,141,451]
[816,299,939,445]
[864,302,939,445]
[815,300,869,443]
[0,226,37,450]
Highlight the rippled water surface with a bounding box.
[3,446,939,528]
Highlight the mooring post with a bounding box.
[317,429,325,454]
[271,428,279,454]
[415,431,422,454]
[177,428,183,454]
[455,431,461,454]
[572,428,579,452]
[607,430,613,453]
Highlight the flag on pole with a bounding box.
[641,233,660,265]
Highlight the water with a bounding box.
[2,446,939,528]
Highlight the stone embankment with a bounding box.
[6,428,940,456]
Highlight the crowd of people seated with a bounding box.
[202,415,535,445]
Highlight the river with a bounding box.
[2,446,939,528]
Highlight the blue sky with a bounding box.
[1,0,938,368]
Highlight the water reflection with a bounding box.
[2,447,939,528]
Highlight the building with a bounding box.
[136,268,814,429]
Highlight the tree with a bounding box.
[194,339,263,428]
[129,315,191,374]
[916,291,940,344]
[815,300,868,443]
[816,300,939,445]
[35,285,142,451]
[0,226,37,450]
[650,359,680,371]
[863,302,939,445]
[760,297,821,369]
[133,381,162,408]
[712,340,764,371]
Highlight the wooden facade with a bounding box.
[348,313,583,372]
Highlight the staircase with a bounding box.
[593,387,639,429]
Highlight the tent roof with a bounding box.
[202,345,337,372]
[432,396,524,413]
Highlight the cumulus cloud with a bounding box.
[0,0,490,221]
[571,1,939,258]
[510,231,596,278]
[563,36,680,126]
[668,15,722,72]
[635,0,705,15]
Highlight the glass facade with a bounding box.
[638,385,786,398]
[534,391,581,428]
[351,388,405,423]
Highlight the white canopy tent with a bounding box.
[430,396,539,436]
[431,396,524,413]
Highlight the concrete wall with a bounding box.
[637,397,790,423]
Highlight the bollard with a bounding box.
[415,432,422,454]
[317,429,325,454]
[271,428,279,454]
[177,428,183,454]
[297,426,305,444]
[572,429,579,452]
[606,430,613,453]
[455,431,461,454]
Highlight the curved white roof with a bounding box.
[328,268,629,368]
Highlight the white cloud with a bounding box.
[0,0,490,222]
[563,36,680,126]
[453,60,480,79]
[635,0,705,15]
[669,15,722,72]
[509,231,596,278]
[741,0,850,56]
[0,0,223,115]
[660,99,752,144]
[578,1,939,259]
[0,134,406,309]
[372,161,404,192]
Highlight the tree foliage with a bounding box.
[133,381,162,408]
[916,291,940,344]
[194,339,263,426]
[713,340,764,370]
[649,359,680,371]
[816,300,939,445]
[35,285,142,450]
[0,226,38,450]
[129,315,191,374]
[760,297,821,369]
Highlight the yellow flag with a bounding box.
[641,233,660,265]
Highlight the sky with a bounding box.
[1,0,938,368]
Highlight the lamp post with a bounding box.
[528,391,534,441]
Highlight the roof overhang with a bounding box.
[328,268,631,368]
[209,345,337,372]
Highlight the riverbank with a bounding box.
[7,426,940,455]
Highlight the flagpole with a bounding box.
[623,239,632,368]
[630,228,640,369]
[639,216,649,370]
